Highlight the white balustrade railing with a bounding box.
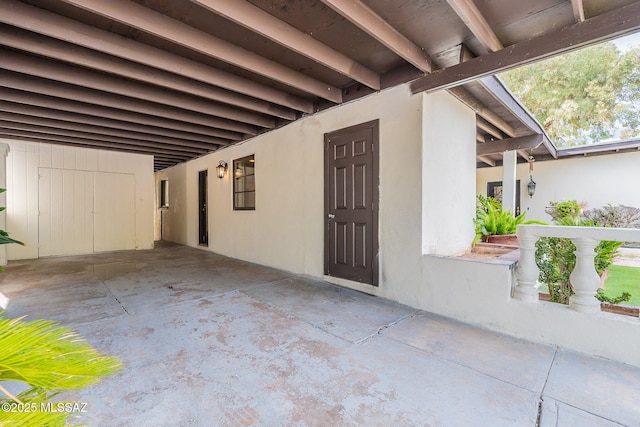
[514,225,640,313]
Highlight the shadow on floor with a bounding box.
[1,243,639,426]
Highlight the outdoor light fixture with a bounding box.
[527,154,536,197]
[216,161,228,179]
[527,175,537,198]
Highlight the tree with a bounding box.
[500,42,640,147]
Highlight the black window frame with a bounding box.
[233,155,256,211]
[159,179,169,208]
[487,180,521,215]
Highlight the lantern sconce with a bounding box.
[216,160,228,179]
[527,175,536,198]
[527,154,536,197]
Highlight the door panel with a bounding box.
[325,120,379,285]
[38,168,93,257]
[94,172,135,252]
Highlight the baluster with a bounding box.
[514,227,539,302]
[569,237,601,313]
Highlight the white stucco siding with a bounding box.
[5,140,154,260]
[154,84,451,306]
[155,163,188,245]
[476,151,640,222]
[422,91,477,256]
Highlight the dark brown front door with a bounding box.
[325,120,379,286]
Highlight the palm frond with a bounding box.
[0,314,122,391]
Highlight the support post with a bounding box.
[514,226,539,302]
[569,237,601,313]
[502,150,516,214]
[0,143,9,267]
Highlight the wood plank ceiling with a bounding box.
[1,0,639,171]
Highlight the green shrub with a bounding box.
[535,203,624,304]
[474,195,546,244]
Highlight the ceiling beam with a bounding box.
[478,77,557,159]
[0,130,197,159]
[410,1,640,93]
[58,0,342,103]
[447,86,514,137]
[476,155,496,166]
[319,0,432,73]
[0,135,190,170]
[0,100,231,145]
[0,122,208,156]
[571,0,586,22]
[0,112,221,151]
[476,117,503,140]
[0,100,233,146]
[2,134,187,164]
[517,150,532,162]
[0,49,274,129]
[0,0,313,114]
[0,71,258,136]
[446,0,503,52]
[0,26,296,121]
[476,134,543,156]
[0,89,242,141]
[191,0,380,90]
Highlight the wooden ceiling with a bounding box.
[1,0,639,171]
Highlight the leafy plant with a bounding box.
[582,204,640,229]
[536,236,575,304]
[596,289,631,305]
[474,195,546,244]
[0,315,123,426]
[0,189,122,426]
[545,200,582,222]
[0,189,24,272]
[535,203,624,304]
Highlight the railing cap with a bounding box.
[517,224,640,241]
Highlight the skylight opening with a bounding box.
[500,32,640,149]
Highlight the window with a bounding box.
[233,155,255,210]
[159,179,169,208]
[487,180,521,215]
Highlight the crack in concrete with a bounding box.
[101,280,130,315]
[536,346,558,426]
[354,310,421,344]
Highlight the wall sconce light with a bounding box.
[216,160,228,179]
[527,154,536,197]
[527,175,537,198]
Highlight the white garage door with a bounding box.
[38,168,135,256]
[93,172,135,253]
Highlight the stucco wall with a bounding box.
[5,139,154,259]
[476,151,640,222]
[155,85,476,307]
[422,255,640,368]
[422,91,477,256]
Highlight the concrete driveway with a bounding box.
[1,243,639,426]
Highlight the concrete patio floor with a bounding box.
[1,243,639,426]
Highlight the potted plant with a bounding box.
[544,200,583,222]
[474,195,546,246]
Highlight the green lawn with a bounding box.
[602,265,640,307]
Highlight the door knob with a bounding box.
[328,213,335,219]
